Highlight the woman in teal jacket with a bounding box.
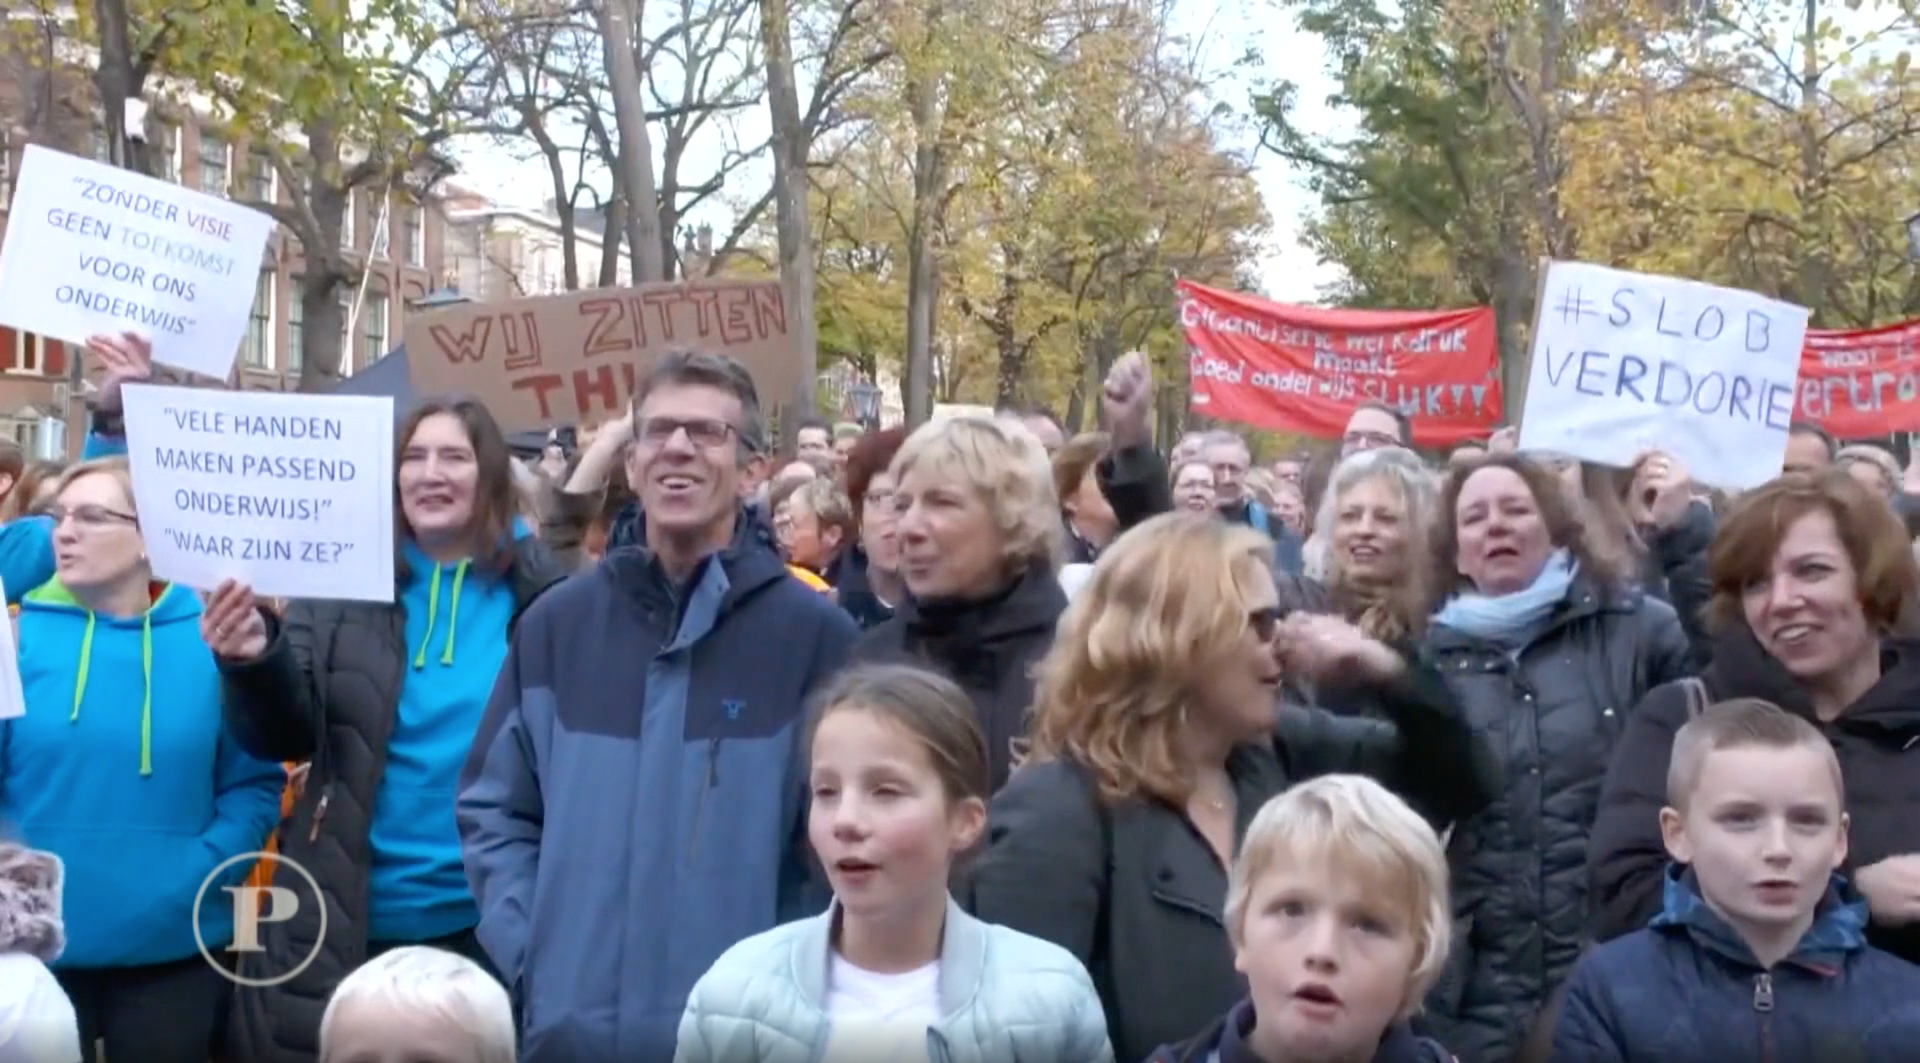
[0,457,283,1063]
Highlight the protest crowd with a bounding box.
[6,146,1920,1063]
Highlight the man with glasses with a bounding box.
[459,350,858,1063]
[1204,430,1304,576]
[1339,401,1412,456]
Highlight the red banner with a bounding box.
[1797,319,1920,438]
[1177,280,1501,446]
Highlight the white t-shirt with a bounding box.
[0,954,81,1063]
[822,954,939,1063]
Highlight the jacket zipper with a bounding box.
[308,784,332,842]
[1753,972,1774,1063]
[686,739,721,859]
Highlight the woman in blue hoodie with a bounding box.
[0,457,284,1063]
[0,332,144,606]
[201,396,565,1063]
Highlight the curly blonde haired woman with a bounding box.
[847,414,1065,792]
[964,512,1496,1063]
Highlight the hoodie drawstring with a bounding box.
[411,560,471,669]
[68,614,93,724]
[440,561,467,666]
[67,607,155,776]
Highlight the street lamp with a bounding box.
[850,379,882,427]
[1907,209,1920,263]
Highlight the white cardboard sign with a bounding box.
[121,385,395,602]
[1518,261,1808,489]
[0,145,274,381]
[0,577,24,721]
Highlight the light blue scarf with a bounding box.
[1434,548,1578,648]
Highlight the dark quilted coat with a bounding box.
[215,537,563,1063]
[1590,626,1920,966]
[1418,578,1693,1063]
[847,562,1066,793]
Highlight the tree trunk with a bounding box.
[90,0,151,175]
[598,0,667,283]
[903,73,945,426]
[761,0,820,421]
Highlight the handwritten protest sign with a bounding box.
[0,578,22,721]
[0,146,273,381]
[1518,261,1808,489]
[120,385,395,602]
[1177,280,1501,446]
[1796,319,1920,437]
[404,277,802,433]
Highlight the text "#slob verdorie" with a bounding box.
[1540,286,1795,430]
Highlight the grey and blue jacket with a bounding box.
[457,509,859,1063]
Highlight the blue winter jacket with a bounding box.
[1553,866,1920,1063]
[0,431,126,605]
[457,508,859,1063]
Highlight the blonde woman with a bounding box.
[965,512,1495,1063]
[847,414,1065,792]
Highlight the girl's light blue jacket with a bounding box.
[673,897,1113,1063]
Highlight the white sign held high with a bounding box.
[121,386,395,602]
[0,145,273,381]
[0,578,24,721]
[1518,261,1808,489]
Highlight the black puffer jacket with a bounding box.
[848,563,1065,792]
[1418,578,1693,1063]
[216,537,564,1063]
[1590,626,1920,965]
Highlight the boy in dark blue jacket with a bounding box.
[1149,775,1455,1063]
[1555,698,1920,1062]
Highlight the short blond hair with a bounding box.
[1666,697,1841,811]
[891,414,1060,569]
[53,457,136,512]
[319,946,515,1063]
[1225,775,1450,1018]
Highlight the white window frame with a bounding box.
[10,333,43,375]
[287,277,306,372]
[247,150,275,205]
[0,129,13,205]
[405,205,425,265]
[198,132,229,196]
[341,191,356,250]
[244,271,275,369]
[363,292,389,367]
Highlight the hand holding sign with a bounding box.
[200,578,268,660]
[1629,451,1693,530]
[86,330,155,413]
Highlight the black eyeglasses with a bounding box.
[635,417,743,450]
[47,504,137,531]
[1248,607,1282,642]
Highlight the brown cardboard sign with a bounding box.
[402,278,800,432]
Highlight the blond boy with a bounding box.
[1554,699,1920,1062]
[319,946,515,1063]
[1147,774,1455,1063]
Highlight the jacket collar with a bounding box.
[1201,998,1440,1063]
[1650,863,1867,973]
[790,896,986,1018]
